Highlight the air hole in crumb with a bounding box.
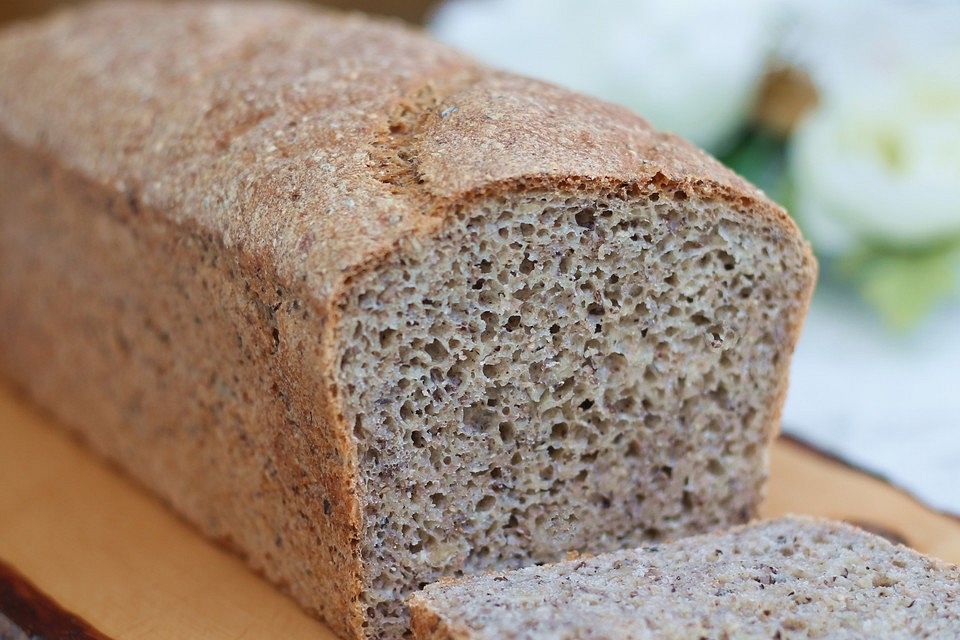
[482,362,501,377]
[718,250,736,271]
[575,209,596,229]
[476,495,496,511]
[555,378,575,397]
[464,403,495,433]
[591,493,612,509]
[424,339,447,360]
[587,303,604,316]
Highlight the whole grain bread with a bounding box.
[409,516,960,639]
[0,2,815,638]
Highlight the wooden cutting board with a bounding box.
[1,383,958,639]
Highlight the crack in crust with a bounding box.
[369,72,482,200]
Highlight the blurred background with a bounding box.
[4,0,958,513]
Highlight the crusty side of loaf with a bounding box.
[409,517,960,640]
[0,2,815,638]
[0,138,366,636]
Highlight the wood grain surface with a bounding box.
[1,383,958,639]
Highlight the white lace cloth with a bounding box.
[783,292,960,515]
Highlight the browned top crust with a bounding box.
[0,0,804,299]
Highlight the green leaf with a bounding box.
[723,129,960,331]
[719,129,788,199]
[842,247,960,330]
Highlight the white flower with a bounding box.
[789,35,960,251]
[778,0,960,104]
[430,0,779,153]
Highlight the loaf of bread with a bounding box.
[409,516,960,639]
[0,2,815,638]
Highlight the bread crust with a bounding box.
[0,1,813,293]
[0,3,816,638]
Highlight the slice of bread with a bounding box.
[409,517,960,639]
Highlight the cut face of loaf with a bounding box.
[409,517,960,639]
[342,192,811,634]
[0,3,815,639]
